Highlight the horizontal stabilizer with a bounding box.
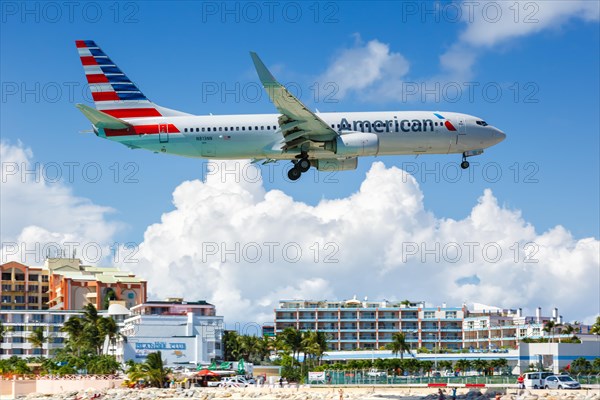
[76,104,132,129]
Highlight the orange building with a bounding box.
[1,261,50,310]
[45,258,147,310]
[1,258,147,311]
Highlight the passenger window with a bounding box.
[242,127,245,131]
[196,128,199,132]
[273,126,277,129]
[202,128,205,132]
[267,126,270,130]
[225,127,228,131]
[219,127,222,131]
[207,127,211,132]
[261,126,264,130]
[184,128,188,132]
[249,126,252,130]
[255,126,258,130]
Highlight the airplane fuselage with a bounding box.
[100,111,505,160]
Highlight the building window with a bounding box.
[1,272,11,280]
[424,311,435,319]
[15,273,25,281]
[29,274,39,281]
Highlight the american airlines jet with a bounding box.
[75,40,506,181]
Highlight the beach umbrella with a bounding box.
[197,369,219,377]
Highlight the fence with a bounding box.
[310,371,600,386]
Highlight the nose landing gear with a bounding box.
[460,149,484,169]
[461,157,470,170]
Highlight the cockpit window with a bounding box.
[476,120,488,126]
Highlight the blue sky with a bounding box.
[1,1,599,322]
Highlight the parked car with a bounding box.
[366,369,386,377]
[219,376,254,387]
[544,375,581,390]
[523,372,553,389]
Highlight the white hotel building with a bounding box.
[116,299,224,367]
[274,298,590,351]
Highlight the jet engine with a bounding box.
[323,132,379,156]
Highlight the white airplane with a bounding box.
[75,40,506,181]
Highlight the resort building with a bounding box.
[0,307,126,360]
[274,298,588,352]
[45,258,147,310]
[1,261,50,310]
[275,298,466,351]
[116,298,224,367]
[0,258,147,311]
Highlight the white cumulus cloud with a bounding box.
[318,36,410,100]
[0,140,122,264]
[440,0,600,78]
[124,160,599,326]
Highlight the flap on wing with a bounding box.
[76,104,132,129]
[250,52,337,148]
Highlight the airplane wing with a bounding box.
[250,52,337,153]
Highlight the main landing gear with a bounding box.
[287,153,311,181]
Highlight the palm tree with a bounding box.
[281,327,303,362]
[438,360,453,373]
[98,316,119,355]
[455,359,471,376]
[0,321,6,343]
[223,331,240,360]
[590,316,600,336]
[61,316,84,356]
[490,358,508,375]
[543,321,556,343]
[472,359,489,376]
[387,332,411,359]
[144,351,171,388]
[27,327,48,356]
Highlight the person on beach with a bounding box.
[451,387,457,400]
[438,388,446,400]
[339,388,344,400]
[279,377,283,387]
[517,374,524,389]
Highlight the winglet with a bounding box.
[76,104,132,129]
[250,52,278,86]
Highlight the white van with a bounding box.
[523,372,553,389]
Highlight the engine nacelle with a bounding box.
[313,158,358,171]
[324,132,379,157]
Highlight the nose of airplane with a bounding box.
[493,128,506,144]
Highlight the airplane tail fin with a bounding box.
[75,40,189,119]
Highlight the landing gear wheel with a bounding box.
[298,158,311,173]
[288,166,302,181]
[461,160,470,169]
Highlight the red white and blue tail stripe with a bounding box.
[76,40,188,119]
